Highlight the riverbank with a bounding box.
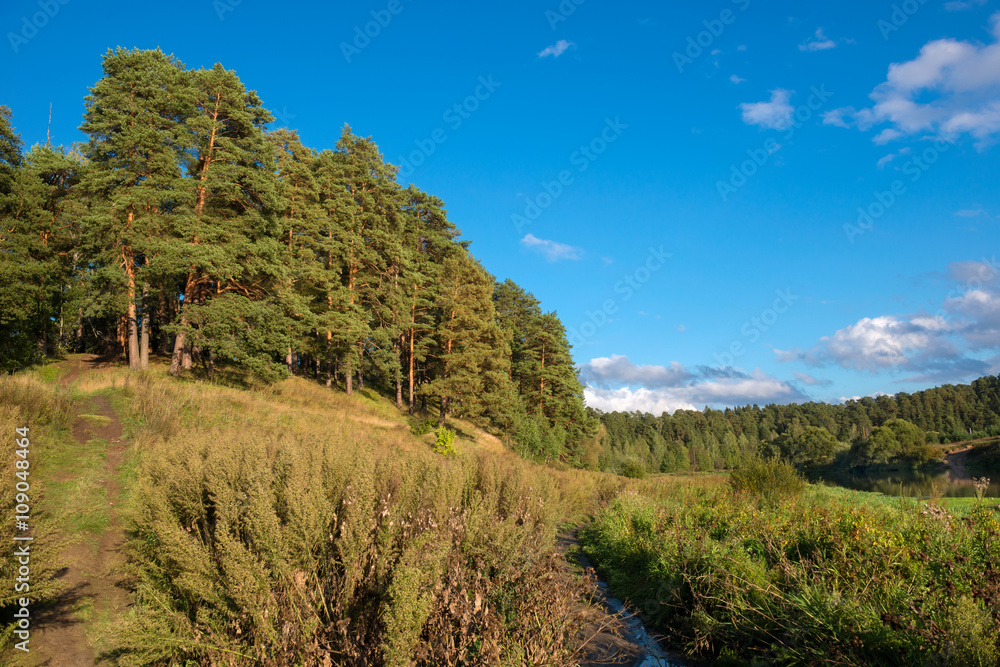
[579,475,1000,665]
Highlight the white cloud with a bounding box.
[955,207,986,217]
[730,74,746,84]
[584,367,806,414]
[579,355,692,389]
[741,89,795,130]
[538,40,574,58]
[794,371,832,386]
[676,324,687,332]
[778,262,1000,384]
[822,107,853,128]
[820,315,956,371]
[945,289,1000,349]
[520,234,583,261]
[799,28,836,52]
[828,13,1000,146]
[876,146,911,169]
[579,356,807,413]
[585,386,697,415]
[945,0,986,10]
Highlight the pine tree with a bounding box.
[319,126,400,394]
[79,48,194,370]
[421,254,511,427]
[167,62,288,379]
[399,187,462,411]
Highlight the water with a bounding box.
[812,466,999,498]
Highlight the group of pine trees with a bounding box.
[593,374,1000,476]
[0,47,595,462]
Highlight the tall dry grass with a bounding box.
[106,370,617,666]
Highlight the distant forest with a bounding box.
[0,47,596,462]
[592,374,1000,476]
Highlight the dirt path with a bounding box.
[24,355,129,666]
[558,529,686,667]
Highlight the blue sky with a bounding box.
[2,0,999,413]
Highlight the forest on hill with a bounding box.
[593,373,1000,476]
[0,47,596,463]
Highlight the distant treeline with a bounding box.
[0,47,597,462]
[591,374,1000,476]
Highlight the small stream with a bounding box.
[570,535,688,667]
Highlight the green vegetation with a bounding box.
[580,474,1000,665]
[728,458,805,504]
[49,363,616,666]
[432,425,458,456]
[0,375,73,648]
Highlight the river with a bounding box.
[812,447,999,498]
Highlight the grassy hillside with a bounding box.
[3,357,626,666]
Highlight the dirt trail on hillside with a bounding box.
[945,445,975,482]
[25,355,129,666]
[558,529,686,667]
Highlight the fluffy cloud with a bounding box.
[538,40,574,58]
[579,355,692,389]
[799,28,836,52]
[827,13,1000,146]
[794,371,832,386]
[740,89,795,130]
[579,356,807,413]
[876,147,911,169]
[777,259,1000,384]
[520,234,583,261]
[776,315,960,372]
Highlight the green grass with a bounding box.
[580,477,1000,666]
[78,413,114,428]
[34,358,67,383]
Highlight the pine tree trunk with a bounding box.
[407,329,416,414]
[438,396,448,427]
[139,282,150,370]
[345,352,353,395]
[157,295,171,356]
[286,347,293,375]
[170,271,195,376]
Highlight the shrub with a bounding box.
[728,457,804,503]
[944,596,999,667]
[409,417,436,437]
[432,426,457,457]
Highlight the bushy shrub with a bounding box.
[728,457,804,503]
[944,596,999,667]
[432,426,457,457]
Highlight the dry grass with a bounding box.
[93,368,616,666]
